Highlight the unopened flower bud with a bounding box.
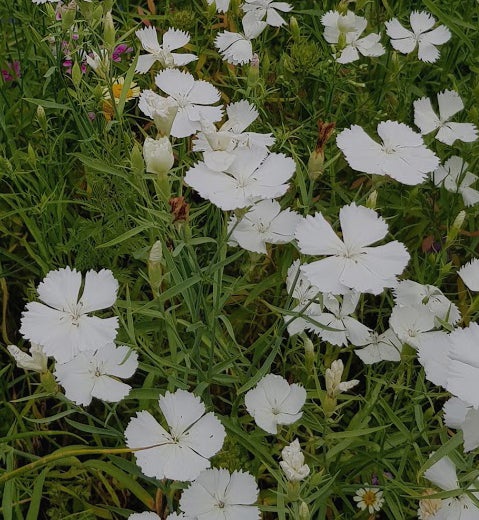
[36,105,47,132]
[303,336,315,374]
[143,136,174,177]
[148,240,164,297]
[325,359,359,399]
[299,501,310,520]
[366,190,377,209]
[130,142,145,175]
[446,210,466,247]
[103,10,116,48]
[290,16,300,42]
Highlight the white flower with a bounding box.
[184,147,295,210]
[128,512,161,520]
[143,137,174,175]
[138,90,179,136]
[458,259,479,291]
[245,373,306,434]
[215,17,267,65]
[325,359,359,399]
[353,487,384,514]
[154,69,223,138]
[355,329,402,365]
[193,100,275,170]
[124,389,226,482]
[55,343,138,406]
[279,439,310,482]
[321,10,359,44]
[336,121,439,185]
[7,343,48,373]
[433,157,479,207]
[447,323,479,409]
[135,27,197,73]
[206,0,231,13]
[284,260,322,336]
[179,468,260,520]
[443,397,479,453]
[307,291,370,347]
[242,0,293,28]
[414,90,478,145]
[393,280,461,326]
[423,455,479,517]
[227,199,300,253]
[296,203,410,295]
[337,30,385,64]
[321,11,384,63]
[417,331,451,387]
[389,305,436,350]
[20,267,119,363]
[385,11,451,63]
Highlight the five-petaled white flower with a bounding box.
[245,373,306,434]
[154,69,223,138]
[280,439,310,482]
[20,267,119,363]
[353,487,385,514]
[179,468,260,520]
[433,156,479,207]
[296,203,410,295]
[458,259,479,291]
[193,100,275,171]
[215,17,266,65]
[7,343,48,373]
[135,27,197,73]
[423,455,479,518]
[336,121,439,185]
[55,343,138,406]
[389,305,436,350]
[355,329,402,365]
[385,11,451,63]
[227,199,301,254]
[414,90,478,145]
[242,0,293,28]
[184,147,295,210]
[393,279,461,326]
[307,291,371,347]
[125,389,226,482]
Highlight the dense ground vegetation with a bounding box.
[1,0,479,518]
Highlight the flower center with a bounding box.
[176,94,190,108]
[217,501,225,509]
[362,490,378,507]
[112,83,135,100]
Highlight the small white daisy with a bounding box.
[353,487,385,514]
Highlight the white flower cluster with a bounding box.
[15,267,138,406]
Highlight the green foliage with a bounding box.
[1,0,479,519]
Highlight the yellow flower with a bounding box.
[103,76,140,105]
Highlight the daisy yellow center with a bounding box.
[112,83,134,100]
[362,490,378,507]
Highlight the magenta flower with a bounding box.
[112,44,133,62]
[1,61,21,82]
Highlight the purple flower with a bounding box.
[1,61,21,82]
[112,44,133,62]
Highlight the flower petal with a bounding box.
[80,269,118,312]
[37,266,82,311]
